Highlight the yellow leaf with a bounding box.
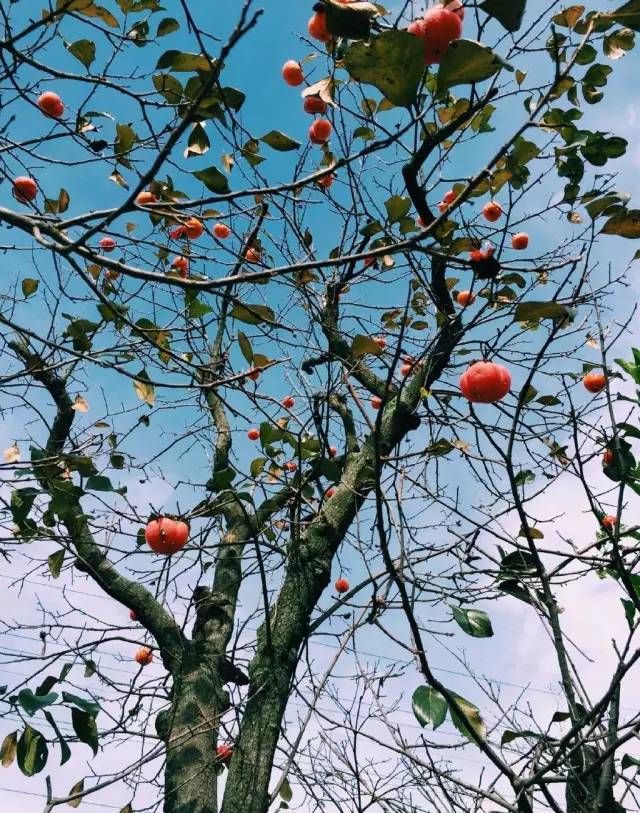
[3,444,20,463]
[72,394,90,412]
[133,376,155,406]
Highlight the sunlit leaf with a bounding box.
[412,686,447,729]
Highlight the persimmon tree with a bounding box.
[1,1,640,813]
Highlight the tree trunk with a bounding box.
[162,657,227,813]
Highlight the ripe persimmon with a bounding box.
[409,6,462,64]
[172,256,189,278]
[602,515,617,531]
[317,173,335,190]
[456,290,476,307]
[460,361,511,403]
[282,60,304,87]
[136,191,157,206]
[309,118,332,145]
[511,232,529,250]
[214,222,231,239]
[217,744,233,762]
[37,91,64,118]
[304,95,328,114]
[13,176,38,202]
[482,201,503,222]
[308,11,331,42]
[145,518,189,555]
[247,428,260,440]
[335,577,349,594]
[135,647,153,666]
[371,396,383,410]
[281,396,295,409]
[583,371,607,393]
[99,237,116,252]
[184,217,204,239]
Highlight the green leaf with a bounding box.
[66,39,96,68]
[22,278,39,298]
[385,194,412,224]
[480,0,527,31]
[499,550,538,575]
[412,686,447,729]
[115,123,137,159]
[616,355,640,384]
[448,693,487,741]
[185,122,210,158]
[600,0,640,32]
[586,191,631,220]
[0,732,17,768]
[238,331,253,363]
[514,301,572,322]
[259,131,301,152]
[192,166,230,194]
[17,725,48,776]
[152,73,183,104]
[279,778,293,803]
[601,209,640,238]
[71,708,98,755]
[604,27,635,59]
[498,579,533,604]
[451,606,493,638]
[156,50,211,71]
[250,457,267,477]
[48,549,65,578]
[438,39,512,91]
[602,439,636,482]
[221,87,246,112]
[62,692,100,718]
[44,711,71,765]
[514,469,535,486]
[85,475,114,492]
[351,334,383,357]
[537,394,561,407]
[425,439,454,456]
[344,30,425,107]
[324,0,379,38]
[10,487,39,537]
[156,17,179,36]
[360,220,382,237]
[501,729,545,745]
[230,303,276,326]
[353,125,375,141]
[622,753,640,771]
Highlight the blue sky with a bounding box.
[2,0,640,810]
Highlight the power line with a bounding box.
[0,575,561,697]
